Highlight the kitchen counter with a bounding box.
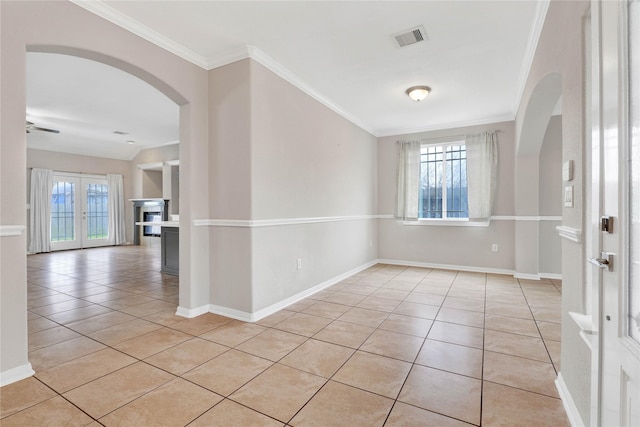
[135,221,179,227]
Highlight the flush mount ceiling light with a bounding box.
[406,85,431,102]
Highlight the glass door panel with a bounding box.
[82,178,110,248]
[50,177,81,251]
[51,180,76,242]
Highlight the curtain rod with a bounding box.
[419,130,501,142]
[28,167,110,177]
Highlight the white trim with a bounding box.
[195,214,562,228]
[69,0,210,69]
[208,305,253,322]
[556,225,582,243]
[136,162,164,171]
[491,215,562,221]
[380,215,562,221]
[0,225,25,237]
[206,46,252,70]
[556,373,587,427]
[378,258,514,276]
[569,311,597,350]
[402,219,490,227]
[165,159,180,166]
[245,46,376,136]
[513,0,551,115]
[0,363,35,387]
[377,114,516,138]
[249,259,379,321]
[175,305,209,319]
[513,272,542,280]
[193,260,378,322]
[63,4,378,137]
[539,272,563,280]
[194,215,380,228]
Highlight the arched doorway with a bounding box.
[514,72,563,279]
[1,0,209,385]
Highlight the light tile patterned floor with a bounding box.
[0,246,569,426]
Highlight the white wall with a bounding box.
[377,121,516,272]
[515,0,591,423]
[208,59,377,316]
[539,115,563,276]
[249,60,377,312]
[130,144,180,199]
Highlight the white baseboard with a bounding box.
[202,259,379,323]
[248,259,379,322]
[208,304,253,322]
[513,272,543,280]
[175,305,209,318]
[378,258,515,276]
[0,363,35,387]
[178,259,557,323]
[555,373,586,427]
[514,272,563,281]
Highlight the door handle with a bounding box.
[588,252,613,271]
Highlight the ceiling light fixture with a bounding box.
[126,140,136,145]
[406,85,431,102]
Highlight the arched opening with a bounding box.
[514,72,563,278]
[23,46,189,376]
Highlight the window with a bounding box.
[395,132,495,223]
[419,143,468,219]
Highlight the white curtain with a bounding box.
[28,168,52,253]
[395,140,421,221]
[466,131,498,220]
[107,174,127,245]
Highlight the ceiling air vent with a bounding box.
[393,26,428,47]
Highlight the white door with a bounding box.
[590,1,640,425]
[50,174,110,250]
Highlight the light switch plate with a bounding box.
[564,185,574,207]
[563,160,573,182]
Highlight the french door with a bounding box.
[589,1,640,425]
[50,173,110,250]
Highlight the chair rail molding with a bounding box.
[0,225,26,237]
[556,225,582,243]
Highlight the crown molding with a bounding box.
[377,113,515,138]
[244,46,377,136]
[69,0,209,69]
[512,0,551,114]
[69,2,376,136]
[205,47,252,70]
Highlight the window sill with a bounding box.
[402,219,490,227]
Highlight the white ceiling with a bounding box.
[26,53,179,160]
[27,1,547,160]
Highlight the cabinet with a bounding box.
[161,227,179,276]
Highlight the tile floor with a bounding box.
[1,246,569,426]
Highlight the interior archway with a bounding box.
[514,72,563,278]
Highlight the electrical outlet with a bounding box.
[492,244,498,252]
[297,258,302,270]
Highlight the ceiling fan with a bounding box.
[26,121,60,134]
